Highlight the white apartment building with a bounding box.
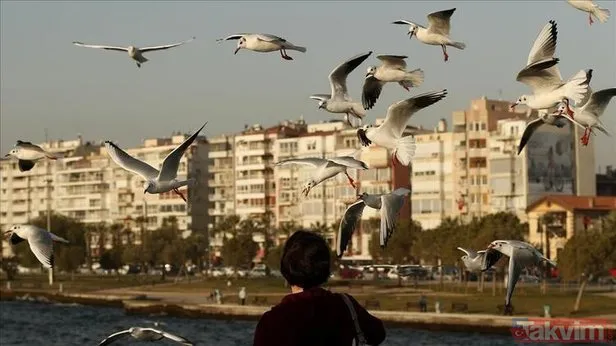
[410,97,596,229]
[1,133,209,259]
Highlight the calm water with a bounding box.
[0,301,570,346]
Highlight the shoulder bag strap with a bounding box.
[340,293,366,346]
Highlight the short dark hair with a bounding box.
[280,230,331,288]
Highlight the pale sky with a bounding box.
[1,1,615,170]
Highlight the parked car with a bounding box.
[339,266,363,280]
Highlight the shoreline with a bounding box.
[2,289,614,336]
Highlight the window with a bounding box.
[482,175,488,185]
[482,194,489,204]
[481,123,487,130]
[307,141,316,151]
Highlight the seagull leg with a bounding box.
[345,113,353,127]
[136,62,141,68]
[391,152,398,167]
[589,13,594,26]
[173,188,187,202]
[280,49,293,61]
[564,99,575,118]
[504,304,513,316]
[441,45,449,62]
[345,171,357,189]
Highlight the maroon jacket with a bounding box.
[253,287,386,346]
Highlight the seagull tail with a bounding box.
[289,45,307,53]
[563,69,592,105]
[394,135,417,166]
[592,7,610,23]
[451,41,466,50]
[401,68,425,88]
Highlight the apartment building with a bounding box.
[1,133,209,259]
[410,96,596,229]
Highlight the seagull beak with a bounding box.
[509,102,518,112]
[234,47,240,55]
[143,189,148,194]
[4,154,10,157]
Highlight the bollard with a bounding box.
[435,301,441,314]
[544,304,551,318]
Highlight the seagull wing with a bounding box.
[391,187,411,196]
[255,33,287,43]
[140,37,196,53]
[457,247,477,258]
[158,122,207,182]
[377,55,408,70]
[517,118,545,155]
[161,330,194,345]
[526,20,558,67]
[49,232,69,243]
[105,141,159,180]
[426,8,456,36]
[217,34,248,42]
[310,94,331,102]
[582,88,616,117]
[26,226,54,268]
[329,52,373,101]
[72,42,128,52]
[516,20,562,92]
[328,156,368,169]
[275,158,328,168]
[380,192,407,247]
[378,89,448,139]
[98,330,131,346]
[362,76,384,110]
[392,20,419,26]
[337,200,366,257]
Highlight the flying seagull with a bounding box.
[481,240,557,315]
[72,37,196,68]
[104,122,207,202]
[98,327,193,346]
[392,8,466,62]
[362,55,425,110]
[337,187,411,257]
[510,20,591,118]
[457,247,487,272]
[4,225,69,268]
[275,153,368,197]
[217,33,306,60]
[553,87,615,146]
[310,52,373,127]
[357,90,447,166]
[566,0,611,25]
[4,140,60,172]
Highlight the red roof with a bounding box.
[526,195,616,212]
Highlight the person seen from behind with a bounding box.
[239,287,247,306]
[253,230,386,346]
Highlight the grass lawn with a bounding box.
[2,274,614,318]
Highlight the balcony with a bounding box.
[208,179,233,187]
[209,194,231,201]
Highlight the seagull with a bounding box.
[4,225,69,268]
[457,247,487,272]
[216,33,306,60]
[554,87,615,146]
[337,187,411,256]
[356,90,447,167]
[4,140,60,172]
[516,107,587,155]
[98,327,193,346]
[310,52,373,127]
[104,122,207,202]
[275,153,368,197]
[481,240,557,315]
[566,0,611,25]
[72,37,195,68]
[392,8,466,62]
[510,20,591,119]
[362,55,425,110]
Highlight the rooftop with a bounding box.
[527,195,616,212]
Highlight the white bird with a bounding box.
[104,122,207,202]
[310,52,373,127]
[392,8,466,62]
[4,140,60,172]
[553,87,616,146]
[510,20,591,118]
[516,108,587,155]
[275,153,368,197]
[217,33,306,60]
[98,327,193,346]
[457,247,487,272]
[481,240,557,315]
[72,37,195,68]
[566,0,611,25]
[4,225,69,268]
[362,55,425,110]
[337,187,411,256]
[356,90,447,167]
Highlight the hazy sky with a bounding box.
[1,1,615,169]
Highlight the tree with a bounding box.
[558,211,616,312]
[221,233,258,268]
[13,213,86,272]
[265,244,285,270]
[99,248,122,270]
[369,220,421,264]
